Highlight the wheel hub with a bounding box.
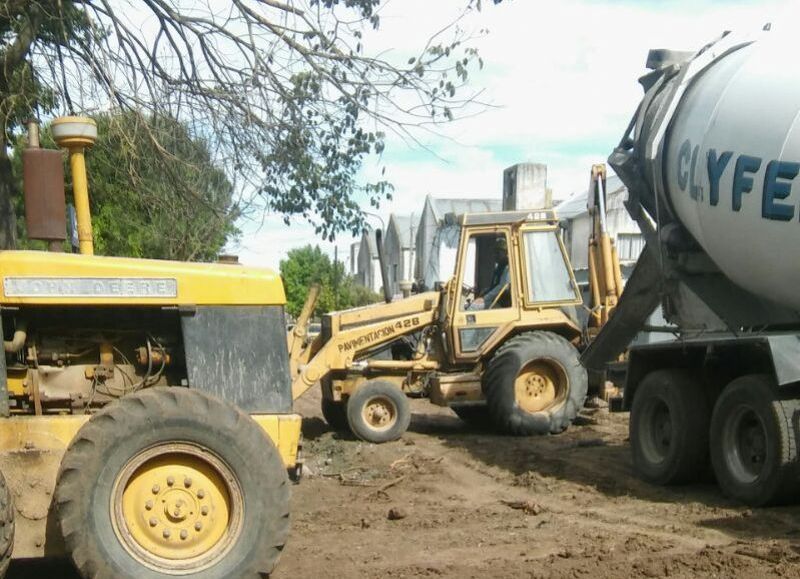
[362,397,397,431]
[725,407,768,483]
[112,443,243,573]
[514,360,568,414]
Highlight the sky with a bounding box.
[232,0,799,272]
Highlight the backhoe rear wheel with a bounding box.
[484,332,587,436]
[346,380,411,443]
[56,387,290,579]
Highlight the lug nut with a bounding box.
[149,517,158,527]
[201,506,209,516]
[163,529,171,539]
[152,484,160,494]
[145,500,154,511]
[167,476,175,487]
[197,489,205,499]
[184,477,192,488]
[194,522,203,532]
[180,529,189,540]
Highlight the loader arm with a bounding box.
[586,163,623,332]
[287,284,321,377]
[291,292,440,400]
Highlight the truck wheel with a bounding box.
[484,331,587,435]
[630,369,710,485]
[56,387,290,579]
[346,380,410,443]
[321,397,349,431]
[451,404,492,428]
[0,470,14,578]
[710,375,800,506]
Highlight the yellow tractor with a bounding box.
[0,118,301,578]
[289,207,590,442]
[288,164,624,443]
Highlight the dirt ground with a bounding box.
[10,389,800,578]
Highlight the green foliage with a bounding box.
[280,244,381,318]
[13,113,238,261]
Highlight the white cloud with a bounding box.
[236,0,799,271]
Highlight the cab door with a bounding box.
[447,227,521,363]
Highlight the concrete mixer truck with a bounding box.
[581,29,800,507]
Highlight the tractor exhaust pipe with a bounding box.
[375,228,392,303]
[22,120,67,251]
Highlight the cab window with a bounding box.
[523,230,575,302]
[459,232,513,311]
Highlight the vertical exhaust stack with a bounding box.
[51,116,97,255]
[22,120,67,251]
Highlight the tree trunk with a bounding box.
[0,149,16,250]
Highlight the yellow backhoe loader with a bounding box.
[288,164,623,443]
[0,118,300,578]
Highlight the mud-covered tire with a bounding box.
[483,331,587,435]
[56,387,290,579]
[0,470,14,578]
[710,375,800,506]
[451,404,492,428]
[346,380,410,443]
[321,397,349,431]
[630,369,711,485]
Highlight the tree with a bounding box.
[280,244,379,317]
[13,113,238,260]
[1,0,502,249]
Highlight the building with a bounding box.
[414,195,502,290]
[382,213,417,296]
[555,174,644,282]
[356,229,382,294]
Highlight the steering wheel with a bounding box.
[461,282,476,308]
[461,282,475,297]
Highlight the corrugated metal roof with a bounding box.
[555,175,625,220]
[388,214,416,248]
[431,197,502,220]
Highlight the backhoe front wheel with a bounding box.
[484,332,587,435]
[56,387,290,579]
[346,380,411,443]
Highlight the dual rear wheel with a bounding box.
[631,371,800,506]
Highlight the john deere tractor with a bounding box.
[0,118,300,578]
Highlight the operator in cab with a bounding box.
[471,236,510,310]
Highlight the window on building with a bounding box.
[616,233,645,262]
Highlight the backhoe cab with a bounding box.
[291,209,589,443]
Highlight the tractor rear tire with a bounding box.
[56,387,290,579]
[346,380,411,443]
[630,369,711,485]
[710,375,800,506]
[0,470,14,578]
[484,332,587,436]
[321,397,349,431]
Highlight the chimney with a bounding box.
[502,163,551,210]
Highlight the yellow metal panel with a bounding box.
[0,251,285,306]
[252,414,302,468]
